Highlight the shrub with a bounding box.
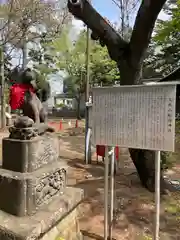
[161,120,180,169]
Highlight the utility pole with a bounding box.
[0,46,6,129]
[22,17,29,69]
[85,24,91,164]
[22,36,28,69]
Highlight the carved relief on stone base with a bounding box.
[35,168,66,206]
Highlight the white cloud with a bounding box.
[158,10,170,21]
[72,18,85,32]
[69,18,85,41]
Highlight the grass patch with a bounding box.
[164,197,180,215]
[161,120,180,169]
[165,201,180,214]
[141,235,152,240]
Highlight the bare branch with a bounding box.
[130,0,167,63]
[112,0,140,14]
[111,0,140,38]
[0,0,71,49]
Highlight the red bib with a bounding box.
[9,83,35,110]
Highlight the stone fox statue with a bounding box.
[9,68,53,131]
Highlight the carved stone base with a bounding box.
[0,161,67,216]
[0,187,84,240]
[2,133,59,172]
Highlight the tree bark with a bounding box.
[129,149,167,192]
[76,97,81,120]
[67,0,168,192]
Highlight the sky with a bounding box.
[72,0,123,31]
[72,0,169,31]
[92,0,169,22]
[92,0,120,22]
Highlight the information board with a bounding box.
[91,83,177,151]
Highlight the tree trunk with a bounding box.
[76,97,81,120]
[129,149,166,192]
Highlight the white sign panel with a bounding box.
[92,83,176,151]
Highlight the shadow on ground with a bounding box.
[59,135,85,155]
[65,156,179,239]
[60,137,180,240]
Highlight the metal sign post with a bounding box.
[154,150,161,240]
[85,102,92,163]
[104,146,109,240]
[109,147,115,239]
[104,146,115,240]
[90,83,177,240]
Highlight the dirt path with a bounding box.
[59,134,180,240]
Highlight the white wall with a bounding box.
[56,98,73,108]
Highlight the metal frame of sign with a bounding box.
[89,82,177,240]
[92,83,176,151]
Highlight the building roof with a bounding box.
[142,67,180,84]
[54,93,74,99]
[159,67,180,82]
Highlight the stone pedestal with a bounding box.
[0,129,84,240]
[0,161,66,216]
[0,187,84,240]
[0,133,66,217]
[2,134,59,172]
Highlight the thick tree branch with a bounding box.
[67,0,128,61]
[130,0,167,63]
[67,0,167,85]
